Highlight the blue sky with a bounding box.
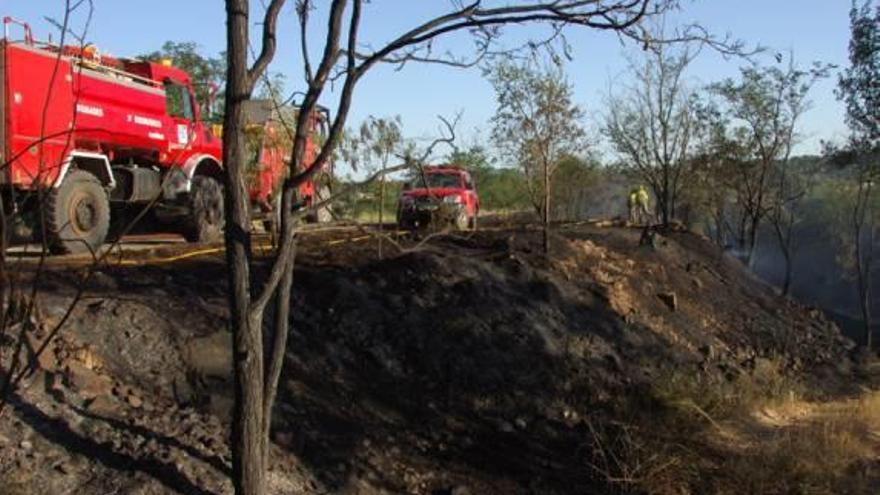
[5,1,854,160]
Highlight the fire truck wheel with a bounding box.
[46,170,110,255]
[183,176,225,243]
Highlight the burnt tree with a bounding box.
[220,1,742,494]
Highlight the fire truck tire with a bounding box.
[183,176,225,244]
[46,170,110,255]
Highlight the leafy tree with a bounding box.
[605,41,700,227]
[449,146,522,211]
[344,116,402,255]
[449,145,493,171]
[836,0,880,348]
[768,152,822,295]
[709,58,829,267]
[552,155,599,221]
[254,71,289,101]
[490,60,586,253]
[687,109,751,247]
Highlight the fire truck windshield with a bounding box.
[165,81,194,120]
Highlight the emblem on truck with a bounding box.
[177,124,189,145]
[76,104,104,117]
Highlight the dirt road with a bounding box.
[3,223,380,269]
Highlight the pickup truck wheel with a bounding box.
[46,170,110,255]
[454,210,469,231]
[183,176,225,243]
[468,214,478,231]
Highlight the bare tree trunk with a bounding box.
[745,213,760,268]
[543,159,550,255]
[771,212,795,296]
[859,277,872,349]
[378,163,385,259]
[853,180,874,350]
[781,248,793,296]
[263,238,296,465]
[224,1,288,492]
[856,247,872,349]
[661,166,670,226]
[225,2,266,491]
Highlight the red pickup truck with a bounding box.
[397,165,479,230]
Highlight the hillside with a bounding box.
[0,222,874,494]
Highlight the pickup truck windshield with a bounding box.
[420,173,461,189]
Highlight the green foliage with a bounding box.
[341,116,403,174]
[835,1,880,345]
[446,146,599,216]
[551,155,600,220]
[811,176,862,275]
[338,116,404,222]
[332,179,403,222]
[255,71,288,102]
[475,167,533,212]
[711,60,831,162]
[838,0,880,152]
[448,146,529,212]
[489,60,587,214]
[448,146,493,171]
[693,57,829,261]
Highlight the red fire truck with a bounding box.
[0,18,327,254]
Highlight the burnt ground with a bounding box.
[0,222,866,494]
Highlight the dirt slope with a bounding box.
[0,223,859,494]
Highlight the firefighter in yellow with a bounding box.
[627,185,651,225]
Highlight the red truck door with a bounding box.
[463,171,479,217]
[163,80,196,158]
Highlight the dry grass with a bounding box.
[712,392,880,495]
[599,363,880,494]
[652,358,803,420]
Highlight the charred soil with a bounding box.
[0,223,871,494]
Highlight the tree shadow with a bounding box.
[265,246,683,492]
[72,404,232,476]
[8,391,221,495]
